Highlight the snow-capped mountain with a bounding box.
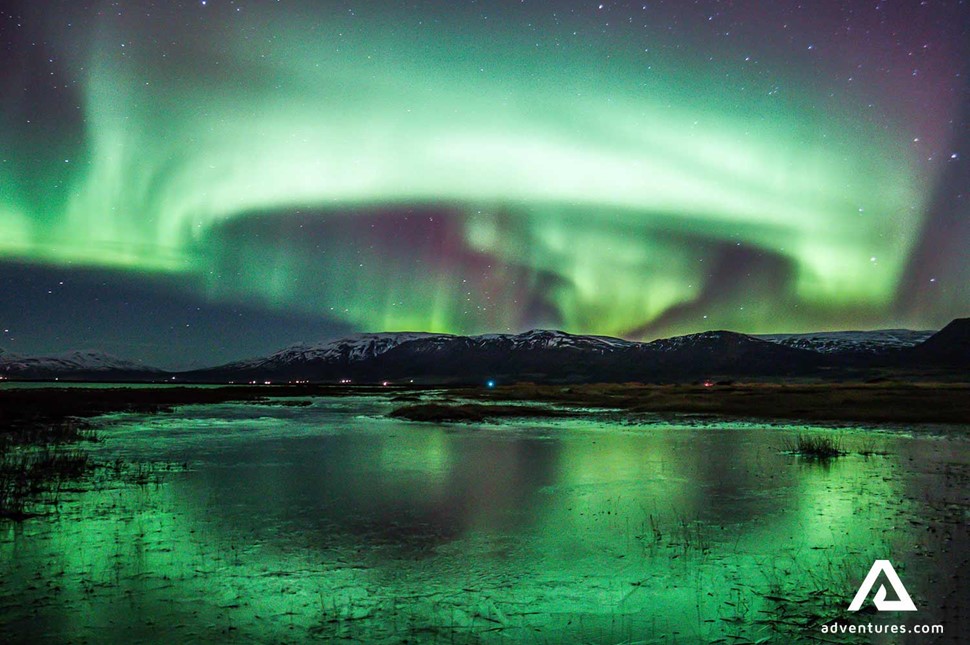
[182,328,821,383]
[220,330,635,374]
[219,332,453,371]
[469,329,637,352]
[645,330,756,352]
[4,319,962,384]
[758,329,934,354]
[0,349,163,379]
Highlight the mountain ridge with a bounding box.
[757,329,934,354]
[0,348,163,380]
[2,319,966,383]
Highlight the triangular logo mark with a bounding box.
[848,560,917,612]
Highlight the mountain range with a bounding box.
[2,318,966,384]
[0,349,162,381]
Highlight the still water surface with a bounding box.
[1,396,966,642]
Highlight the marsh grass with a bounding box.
[0,417,99,519]
[753,550,884,640]
[856,437,888,457]
[0,410,188,521]
[1,419,98,447]
[0,446,92,519]
[99,458,188,487]
[633,510,712,556]
[783,433,846,459]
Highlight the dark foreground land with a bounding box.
[2,380,967,518]
[450,380,970,425]
[0,384,363,444]
[2,381,969,441]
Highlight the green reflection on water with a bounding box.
[1,402,966,643]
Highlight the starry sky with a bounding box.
[1,0,967,368]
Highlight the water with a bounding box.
[1,397,966,643]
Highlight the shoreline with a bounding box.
[451,381,970,425]
[1,381,968,435]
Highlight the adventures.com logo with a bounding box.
[848,560,917,612]
[819,560,944,637]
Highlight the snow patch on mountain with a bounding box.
[224,332,454,369]
[0,349,162,373]
[758,329,934,354]
[645,331,753,352]
[223,330,640,370]
[470,329,636,351]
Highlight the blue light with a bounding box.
[486,379,496,388]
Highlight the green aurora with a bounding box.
[1,1,963,341]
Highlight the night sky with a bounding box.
[1,1,967,368]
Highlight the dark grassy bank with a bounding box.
[389,402,568,422]
[0,384,374,444]
[3,381,968,436]
[448,381,970,425]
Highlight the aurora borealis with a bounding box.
[1,1,967,367]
